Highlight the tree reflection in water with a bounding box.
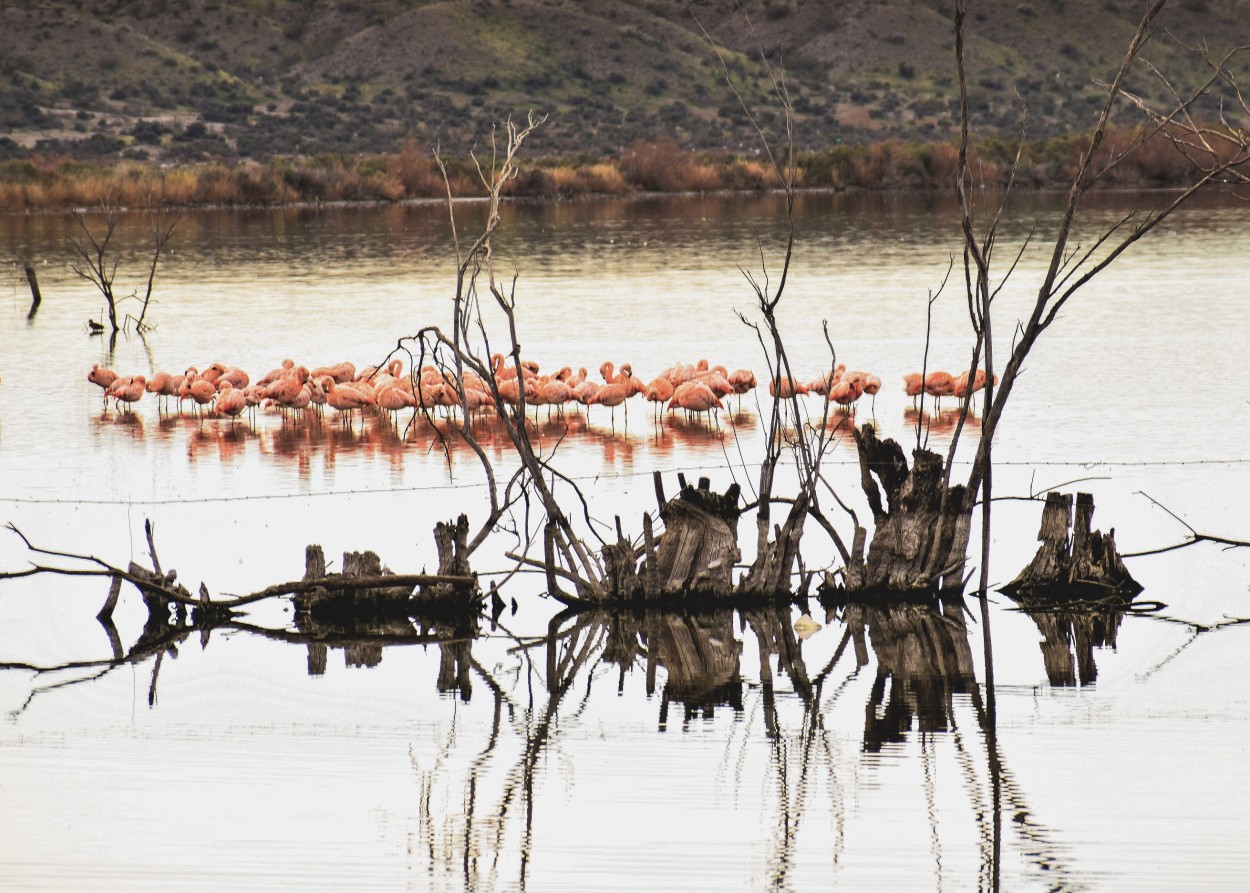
[7,584,1093,891]
[1008,596,1129,688]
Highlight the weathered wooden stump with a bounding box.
[639,476,742,599]
[423,514,477,604]
[846,424,972,595]
[295,517,482,625]
[1001,491,1141,599]
[295,546,413,623]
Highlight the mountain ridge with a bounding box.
[1,0,1247,164]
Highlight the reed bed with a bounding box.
[0,126,1231,212]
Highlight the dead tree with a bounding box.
[849,0,1249,600]
[394,114,612,605]
[694,16,856,598]
[68,194,180,338]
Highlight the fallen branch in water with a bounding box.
[1119,492,1250,558]
[2,522,480,618]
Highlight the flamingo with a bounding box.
[146,371,180,413]
[727,368,756,395]
[829,376,865,412]
[262,365,311,412]
[375,381,414,428]
[668,380,723,423]
[181,369,218,417]
[644,376,675,423]
[311,361,355,384]
[214,380,248,423]
[535,376,575,420]
[88,364,118,404]
[923,371,956,412]
[769,376,808,399]
[199,362,228,385]
[218,366,250,389]
[324,376,371,428]
[862,373,882,411]
[589,362,634,428]
[256,358,295,387]
[805,364,845,396]
[114,375,147,411]
[903,373,924,409]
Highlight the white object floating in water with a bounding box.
[793,614,822,639]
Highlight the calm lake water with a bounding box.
[1,190,1248,891]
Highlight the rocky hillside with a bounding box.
[1,0,1246,163]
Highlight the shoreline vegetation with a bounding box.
[0,126,1239,213]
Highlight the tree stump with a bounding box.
[1002,491,1141,599]
[846,424,972,595]
[421,514,479,604]
[638,477,742,599]
[294,548,414,624]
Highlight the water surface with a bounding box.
[1,191,1248,891]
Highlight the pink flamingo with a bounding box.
[114,375,148,411]
[769,376,808,399]
[324,376,372,428]
[146,371,180,413]
[214,381,248,423]
[589,361,634,428]
[256,359,295,387]
[668,381,723,423]
[181,369,218,417]
[88,364,118,402]
[923,371,956,412]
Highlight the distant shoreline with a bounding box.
[0,130,1237,215]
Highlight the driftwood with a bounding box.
[845,424,972,595]
[1002,492,1141,599]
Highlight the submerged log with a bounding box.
[845,424,972,595]
[296,517,481,623]
[24,263,42,318]
[1002,491,1141,599]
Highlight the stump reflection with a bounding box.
[1009,596,1128,687]
[840,598,977,751]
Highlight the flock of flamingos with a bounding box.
[86,354,994,430]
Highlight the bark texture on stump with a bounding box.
[1002,491,1141,598]
[738,491,809,597]
[848,424,972,594]
[641,477,742,599]
[423,514,478,603]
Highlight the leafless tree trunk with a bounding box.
[68,195,180,337]
[850,0,1249,599]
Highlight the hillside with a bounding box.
[1,0,1247,164]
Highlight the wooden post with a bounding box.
[24,263,42,318]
